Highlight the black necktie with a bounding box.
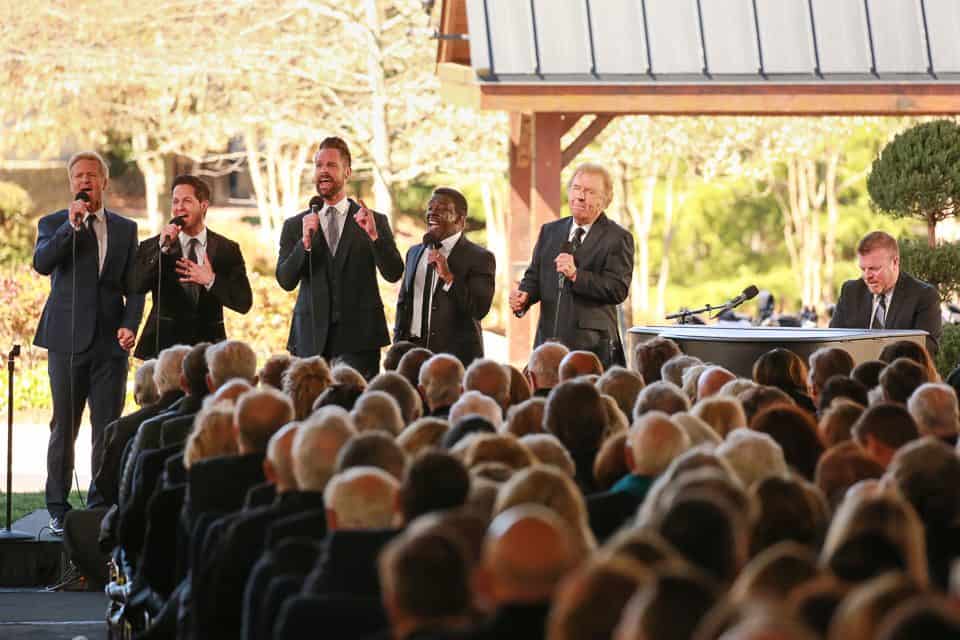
[420,253,436,343]
[572,226,585,252]
[871,294,886,329]
[85,215,100,274]
[186,238,200,304]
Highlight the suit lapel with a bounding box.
[883,273,908,329]
[574,213,610,266]
[405,243,426,295]
[205,229,220,265]
[100,210,119,280]
[332,200,361,274]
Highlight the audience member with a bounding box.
[442,414,497,450]
[634,337,680,385]
[692,395,747,438]
[592,432,629,492]
[397,347,433,392]
[521,434,576,478]
[851,403,919,467]
[808,347,855,405]
[906,383,959,444]
[879,357,929,405]
[717,377,757,398]
[749,477,826,555]
[449,391,503,430]
[312,382,364,411]
[383,340,417,372]
[258,353,295,390]
[660,354,701,388]
[418,354,464,418]
[738,384,795,423]
[335,431,407,481]
[526,342,569,397]
[558,350,604,382]
[368,371,424,425]
[814,441,884,510]
[633,380,689,418]
[879,339,939,382]
[600,394,629,439]
[397,417,449,456]
[133,358,160,406]
[716,429,788,489]
[465,358,511,413]
[596,366,644,419]
[331,363,368,390]
[817,398,865,447]
[325,466,400,530]
[351,390,404,436]
[614,567,719,640]
[671,412,722,447]
[205,339,258,389]
[503,397,546,438]
[697,365,736,401]
[851,359,886,390]
[817,375,869,413]
[753,348,816,414]
[750,405,824,480]
[544,380,607,493]
[505,364,532,407]
[400,449,470,523]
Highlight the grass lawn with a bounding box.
[0,491,46,523]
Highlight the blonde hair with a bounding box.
[184,405,238,469]
[283,356,333,420]
[568,162,613,208]
[67,151,110,180]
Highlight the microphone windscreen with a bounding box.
[422,232,441,249]
[170,215,187,228]
[559,240,574,254]
[75,191,91,202]
[742,285,760,300]
[308,196,325,212]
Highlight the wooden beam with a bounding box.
[532,113,564,226]
[437,0,470,66]
[562,115,616,168]
[508,112,534,367]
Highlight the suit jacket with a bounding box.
[394,234,496,366]
[519,213,633,367]
[33,208,144,354]
[830,271,942,354]
[130,229,252,360]
[463,602,551,640]
[276,199,404,357]
[303,529,400,598]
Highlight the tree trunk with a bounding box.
[928,218,937,248]
[823,148,840,303]
[482,179,507,332]
[635,160,660,318]
[655,156,679,319]
[362,0,393,219]
[132,132,165,234]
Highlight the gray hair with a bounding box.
[351,390,404,436]
[907,382,960,439]
[205,339,257,388]
[154,345,191,395]
[633,380,690,418]
[449,390,503,428]
[527,342,570,390]
[568,162,613,208]
[67,150,110,180]
[293,406,356,492]
[716,428,789,489]
[660,354,702,388]
[134,359,160,406]
[324,466,399,529]
[628,411,691,476]
[419,354,465,410]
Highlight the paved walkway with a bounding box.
[0,591,107,639]
[0,421,93,492]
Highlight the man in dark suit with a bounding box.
[33,151,145,533]
[394,188,496,366]
[276,137,403,380]
[130,175,252,359]
[510,163,634,369]
[831,230,942,354]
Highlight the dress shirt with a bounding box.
[410,231,461,338]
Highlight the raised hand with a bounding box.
[354,199,378,241]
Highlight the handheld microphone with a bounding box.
[160,215,187,251]
[422,232,442,250]
[75,190,90,202]
[309,196,324,215]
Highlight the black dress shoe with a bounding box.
[48,516,64,535]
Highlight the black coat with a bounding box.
[519,213,633,368]
[394,234,496,366]
[830,271,942,354]
[130,228,252,360]
[276,199,403,357]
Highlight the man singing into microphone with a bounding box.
[33,151,144,533]
[276,137,403,379]
[510,163,634,369]
[393,188,496,366]
[129,175,253,359]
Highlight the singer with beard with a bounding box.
[393,188,496,366]
[32,151,144,532]
[129,175,253,359]
[509,163,634,369]
[276,137,403,379]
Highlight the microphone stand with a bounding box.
[665,301,722,324]
[1,345,29,540]
[553,273,566,341]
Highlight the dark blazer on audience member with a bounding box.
[519,213,633,368]
[130,229,253,360]
[303,529,401,598]
[463,602,551,640]
[393,234,496,366]
[830,271,942,354]
[276,199,404,359]
[184,452,266,523]
[266,506,326,548]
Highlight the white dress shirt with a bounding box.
[410,231,461,338]
[567,220,594,243]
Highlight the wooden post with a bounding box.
[508,112,533,367]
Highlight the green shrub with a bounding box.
[935,323,960,379]
[0,181,34,267]
[898,238,960,304]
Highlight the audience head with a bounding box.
[465,358,511,412]
[852,359,886,390]
[397,417,449,456]
[749,478,827,555]
[615,567,719,640]
[907,382,959,440]
[828,572,923,640]
[751,405,824,480]
[401,449,470,523]
[753,347,809,396]
[503,397,546,438]
[369,371,423,425]
[592,432,629,490]
[205,378,252,408]
[558,350,603,382]
[182,341,212,397]
[600,394,629,438]
[879,339,939,381]
[383,340,417,371]
[134,358,160,406]
[692,395,747,438]
[330,363,367,390]
[626,412,690,477]
[476,505,579,607]
[545,380,607,459]
[818,375,869,413]
[442,414,497,450]
[875,594,960,640]
[681,363,709,402]
[818,399,865,447]
[697,365,736,401]
[464,434,535,471]
[418,354,464,413]
[205,339,257,390]
[324,466,400,530]
[234,387,295,453]
[879,357,929,405]
[351,390,404,436]
[264,422,300,492]
[634,380,690,418]
[281,355,333,420]
[851,403,919,467]
[335,431,407,481]
[634,337,681,385]
[449,391,503,430]
[526,342,570,392]
[660,354,701,388]
[155,345,191,397]
[293,406,356,492]
[397,347,433,391]
[258,353,294,390]
[522,434,576,478]
[717,377,758,398]
[738,384,795,423]
[717,429,789,489]
[184,404,238,469]
[596,366,644,419]
[886,436,960,529]
[505,364,532,406]
[808,347,855,401]
[671,412,722,447]
[312,382,364,412]
[815,441,885,510]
